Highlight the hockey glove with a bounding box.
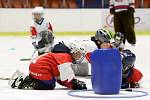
[128,7,135,14]
[71,79,87,90]
[121,82,140,89]
[110,8,115,14]
[57,79,87,90]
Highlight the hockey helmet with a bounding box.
[121,50,136,73]
[95,28,115,43]
[32,7,44,15]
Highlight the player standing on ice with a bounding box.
[91,28,143,88]
[109,0,136,46]
[8,41,87,90]
[30,7,54,55]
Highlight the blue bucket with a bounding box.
[91,49,122,95]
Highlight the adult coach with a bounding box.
[109,0,136,46]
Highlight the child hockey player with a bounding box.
[30,7,54,55]
[91,28,143,88]
[51,29,121,77]
[51,39,97,76]
[121,49,143,88]
[8,41,87,90]
[91,28,124,50]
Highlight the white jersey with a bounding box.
[30,18,53,43]
[110,0,135,12]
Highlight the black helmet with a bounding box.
[122,50,136,74]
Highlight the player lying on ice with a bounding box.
[30,7,54,55]
[91,28,143,88]
[8,42,87,90]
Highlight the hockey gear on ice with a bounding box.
[68,40,87,63]
[57,78,87,90]
[95,28,115,43]
[20,49,37,61]
[9,70,56,90]
[91,28,115,49]
[18,76,56,90]
[71,79,87,90]
[32,7,44,21]
[17,75,34,89]
[8,70,26,88]
[68,40,86,54]
[39,30,54,44]
[121,51,136,78]
[121,82,140,89]
[33,7,44,15]
[20,50,37,61]
[35,30,54,55]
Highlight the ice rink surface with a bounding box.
[0,36,150,100]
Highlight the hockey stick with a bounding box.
[20,50,37,61]
[75,75,91,79]
[0,77,11,80]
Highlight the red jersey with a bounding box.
[29,53,75,82]
[127,67,143,83]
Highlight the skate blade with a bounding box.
[8,70,26,86]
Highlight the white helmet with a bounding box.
[32,7,44,15]
[68,39,87,64]
[68,39,86,54]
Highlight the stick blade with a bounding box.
[20,58,31,61]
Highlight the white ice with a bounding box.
[0,36,150,100]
